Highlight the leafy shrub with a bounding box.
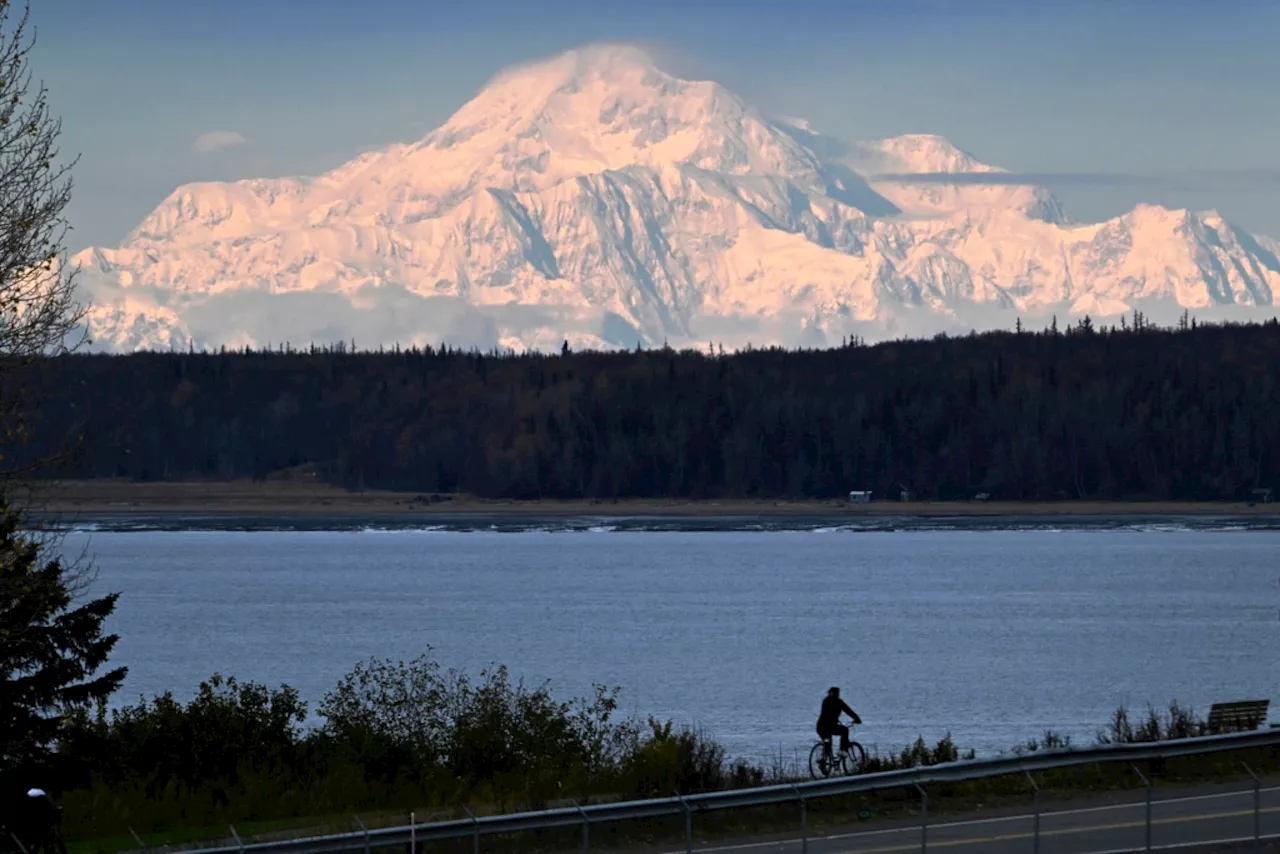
[63,674,308,792]
[859,734,976,774]
[1011,730,1074,755]
[317,655,632,796]
[56,652,750,840]
[1097,701,1207,744]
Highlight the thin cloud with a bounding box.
[193,130,248,155]
[868,170,1280,191]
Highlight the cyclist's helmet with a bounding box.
[828,686,840,698]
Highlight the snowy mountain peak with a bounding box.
[423,43,672,146]
[72,44,1279,353]
[873,134,994,175]
[851,134,1065,223]
[405,43,818,198]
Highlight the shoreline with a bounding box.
[20,479,1280,519]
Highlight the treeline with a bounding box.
[10,315,1280,500]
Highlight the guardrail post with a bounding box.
[790,785,808,854]
[576,805,590,853]
[914,781,928,853]
[129,826,147,851]
[7,829,30,854]
[675,793,693,854]
[1023,769,1040,854]
[1130,765,1151,851]
[409,810,416,854]
[354,816,370,854]
[229,825,244,854]
[462,805,480,854]
[1243,762,1261,846]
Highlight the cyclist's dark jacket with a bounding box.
[817,696,856,728]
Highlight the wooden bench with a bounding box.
[1207,700,1270,734]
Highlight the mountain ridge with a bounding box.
[74,44,1279,353]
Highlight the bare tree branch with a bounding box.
[0,0,87,492]
[0,0,84,360]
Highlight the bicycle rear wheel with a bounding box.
[808,742,836,779]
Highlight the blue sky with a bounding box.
[33,0,1280,252]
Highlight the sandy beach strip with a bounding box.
[15,478,1280,519]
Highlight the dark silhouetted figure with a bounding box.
[12,788,65,854]
[816,686,861,753]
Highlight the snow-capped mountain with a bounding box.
[73,44,1280,353]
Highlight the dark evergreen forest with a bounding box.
[10,315,1280,501]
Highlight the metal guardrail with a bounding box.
[178,728,1280,854]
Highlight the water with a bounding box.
[60,519,1280,765]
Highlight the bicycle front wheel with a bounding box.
[841,741,867,774]
[808,742,835,779]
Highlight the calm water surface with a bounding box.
[62,523,1280,764]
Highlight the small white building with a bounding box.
[848,490,872,504]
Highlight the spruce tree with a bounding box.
[0,497,126,783]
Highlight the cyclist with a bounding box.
[816,686,862,755]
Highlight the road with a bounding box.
[657,783,1280,854]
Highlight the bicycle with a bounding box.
[808,728,867,779]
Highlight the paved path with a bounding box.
[659,783,1280,854]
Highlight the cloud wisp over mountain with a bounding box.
[872,170,1280,191]
[192,130,248,154]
